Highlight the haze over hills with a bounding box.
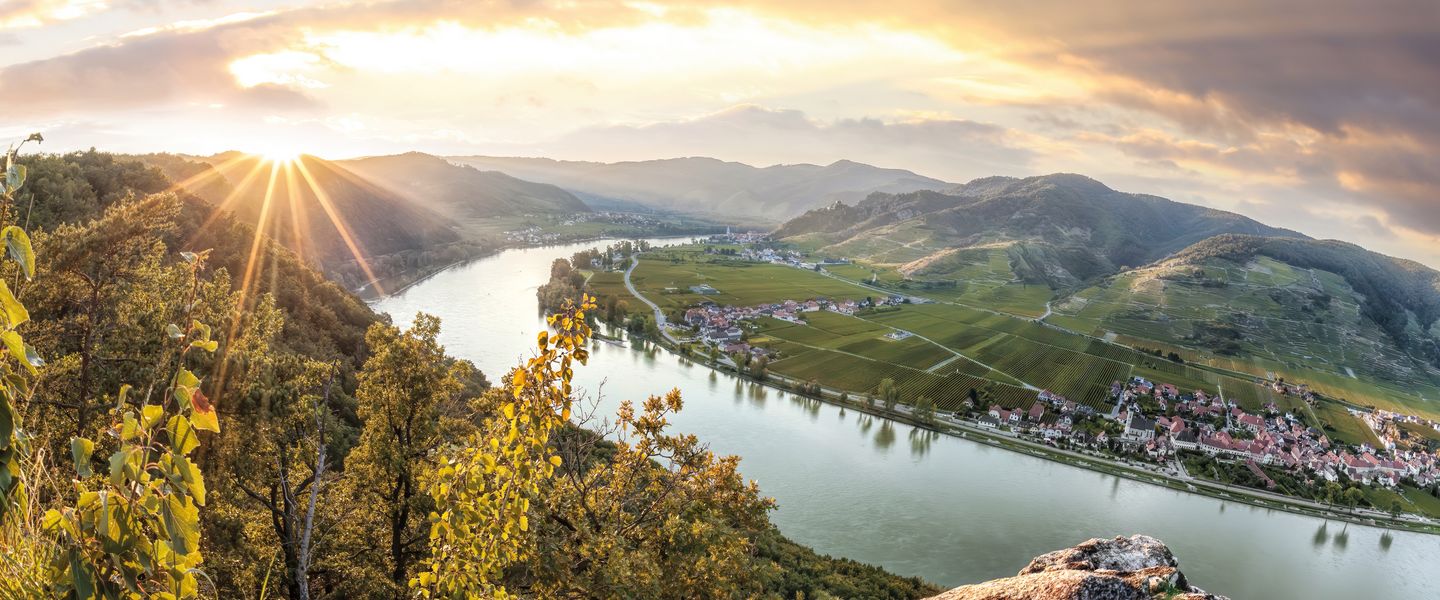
[339,152,590,219]
[447,155,952,221]
[146,152,466,288]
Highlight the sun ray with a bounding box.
[213,158,282,409]
[187,158,269,246]
[292,157,387,296]
[162,152,252,197]
[282,161,309,264]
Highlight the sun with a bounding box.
[255,145,302,163]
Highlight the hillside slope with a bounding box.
[340,152,590,218]
[447,155,952,221]
[1045,234,1440,415]
[778,174,1303,287]
[149,153,467,289]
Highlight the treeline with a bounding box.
[1,146,937,599]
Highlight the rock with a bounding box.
[927,536,1228,600]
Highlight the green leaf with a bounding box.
[167,415,199,455]
[171,452,206,506]
[0,331,33,374]
[70,554,96,600]
[166,323,183,340]
[1,226,33,280]
[180,251,198,263]
[23,344,42,368]
[114,383,132,411]
[141,404,164,430]
[0,393,12,447]
[161,494,201,555]
[0,280,28,328]
[108,448,133,487]
[5,164,25,194]
[70,437,94,478]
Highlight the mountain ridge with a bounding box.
[446,155,953,221]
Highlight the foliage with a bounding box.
[349,313,478,594]
[412,296,594,598]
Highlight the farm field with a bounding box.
[1309,401,1381,447]
[629,257,869,310]
[623,244,1440,423]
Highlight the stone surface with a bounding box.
[927,536,1228,600]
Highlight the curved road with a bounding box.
[624,255,678,343]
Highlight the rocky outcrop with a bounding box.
[927,536,1228,600]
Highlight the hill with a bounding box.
[339,152,590,218]
[774,173,1440,417]
[1045,234,1440,416]
[446,155,952,221]
[777,174,1302,288]
[148,152,468,290]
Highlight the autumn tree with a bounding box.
[346,313,477,595]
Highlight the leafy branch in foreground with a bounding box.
[412,295,594,598]
[43,251,221,598]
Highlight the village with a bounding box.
[675,291,1440,502]
[971,377,1440,493]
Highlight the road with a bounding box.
[624,255,678,343]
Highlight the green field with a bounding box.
[618,246,1440,425]
[629,257,869,310]
[1310,401,1381,447]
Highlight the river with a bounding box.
[372,238,1440,599]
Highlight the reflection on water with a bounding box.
[372,236,1440,599]
[873,421,896,451]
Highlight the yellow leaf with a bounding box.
[548,455,562,467]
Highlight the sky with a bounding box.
[3,0,1439,266]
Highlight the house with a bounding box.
[1173,429,1199,451]
[1124,414,1156,442]
[977,414,1000,429]
[1238,413,1265,432]
[1027,402,1045,422]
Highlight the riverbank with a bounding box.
[372,237,1440,598]
[661,340,1440,535]
[360,233,710,301]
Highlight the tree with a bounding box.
[751,354,768,381]
[877,378,899,411]
[346,313,477,595]
[415,296,778,598]
[914,396,936,425]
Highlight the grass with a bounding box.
[631,258,869,310]
[624,245,1440,427]
[1310,401,1381,447]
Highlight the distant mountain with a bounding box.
[446,156,952,221]
[160,153,461,277]
[776,173,1303,286]
[339,152,590,218]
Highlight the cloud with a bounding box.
[0,0,108,29]
[543,104,1035,180]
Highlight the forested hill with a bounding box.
[142,152,468,289]
[1165,234,1440,366]
[340,152,590,218]
[2,148,939,599]
[448,155,952,221]
[775,173,1304,284]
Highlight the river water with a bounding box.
[372,238,1440,599]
